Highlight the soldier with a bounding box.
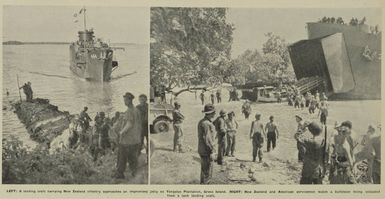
[210,92,215,105]
[79,106,92,132]
[136,94,149,154]
[111,111,121,125]
[356,124,376,182]
[114,92,142,179]
[225,111,238,157]
[216,90,221,103]
[200,91,205,105]
[19,82,33,102]
[329,121,356,184]
[250,113,265,162]
[172,101,185,153]
[308,96,317,114]
[305,92,311,107]
[198,104,216,184]
[366,126,381,184]
[242,100,252,119]
[295,115,307,162]
[318,101,328,125]
[214,110,227,165]
[265,116,279,152]
[99,117,111,150]
[68,115,81,149]
[294,121,325,184]
[94,112,105,136]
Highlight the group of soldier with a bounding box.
[287,88,329,125]
[199,90,222,105]
[195,103,282,184]
[319,16,345,24]
[294,114,381,184]
[288,88,381,184]
[318,16,367,26]
[191,85,380,185]
[67,92,148,179]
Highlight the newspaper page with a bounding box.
[1,0,384,199]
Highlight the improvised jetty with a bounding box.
[12,98,72,145]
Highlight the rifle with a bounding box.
[322,122,328,178]
[16,75,22,101]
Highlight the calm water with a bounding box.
[2,44,148,146]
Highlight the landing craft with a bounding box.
[288,21,381,99]
[69,7,119,81]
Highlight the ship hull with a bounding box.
[69,43,114,81]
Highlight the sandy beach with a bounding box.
[150,90,381,184]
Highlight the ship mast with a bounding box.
[83,7,87,31]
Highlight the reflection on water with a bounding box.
[2,44,148,145]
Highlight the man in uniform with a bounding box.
[242,100,252,119]
[200,91,205,105]
[250,113,265,162]
[295,115,307,162]
[79,107,92,137]
[210,92,215,105]
[295,121,325,184]
[172,101,185,153]
[198,104,216,184]
[68,115,81,149]
[329,121,356,184]
[318,101,328,125]
[225,111,238,157]
[114,92,142,179]
[265,116,279,152]
[19,81,33,102]
[136,94,149,154]
[99,117,111,151]
[214,110,227,165]
[367,126,381,184]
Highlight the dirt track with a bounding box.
[150,91,380,184]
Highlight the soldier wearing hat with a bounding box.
[172,101,185,153]
[295,115,307,162]
[294,121,325,184]
[250,113,265,162]
[214,109,227,165]
[114,92,142,179]
[198,104,217,184]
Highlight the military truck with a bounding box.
[149,102,174,134]
[150,86,174,134]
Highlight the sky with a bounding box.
[3,6,149,44]
[227,8,382,58]
[3,6,382,55]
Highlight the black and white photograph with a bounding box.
[149,7,381,185]
[2,6,149,184]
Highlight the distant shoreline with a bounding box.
[2,41,141,45]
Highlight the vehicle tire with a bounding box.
[153,120,170,134]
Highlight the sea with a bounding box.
[2,43,149,147]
